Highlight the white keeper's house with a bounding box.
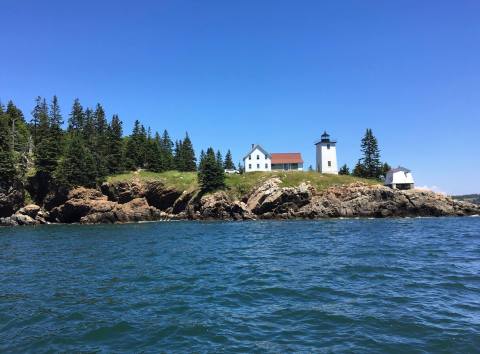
[243,144,304,172]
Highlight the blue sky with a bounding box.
[1,0,479,194]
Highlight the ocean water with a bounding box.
[0,218,479,353]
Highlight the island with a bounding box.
[1,171,479,226]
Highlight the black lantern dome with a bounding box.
[321,131,330,142]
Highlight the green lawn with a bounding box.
[107,170,380,197]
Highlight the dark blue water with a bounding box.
[1,218,479,353]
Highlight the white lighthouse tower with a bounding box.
[315,131,338,174]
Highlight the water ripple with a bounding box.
[0,218,480,352]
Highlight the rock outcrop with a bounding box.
[0,204,49,226]
[0,185,24,218]
[2,177,479,226]
[49,187,166,224]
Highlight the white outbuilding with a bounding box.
[385,167,415,190]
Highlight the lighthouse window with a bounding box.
[249,155,251,160]
[248,164,251,169]
[327,144,330,149]
[328,161,332,167]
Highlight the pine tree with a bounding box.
[56,135,97,188]
[6,101,29,155]
[352,159,366,177]
[92,104,108,179]
[339,164,350,175]
[106,114,124,174]
[83,108,95,142]
[68,98,84,133]
[125,120,146,170]
[160,130,174,170]
[359,129,382,178]
[31,97,49,146]
[224,149,235,170]
[173,140,183,171]
[181,133,196,171]
[198,147,225,192]
[216,150,223,170]
[0,113,16,187]
[381,162,391,178]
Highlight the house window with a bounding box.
[257,164,260,168]
[327,144,330,149]
[265,163,268,169]
[257,155,260,160]
[248,164,251,169]
[328,161,331,167]
[249,155,251,160]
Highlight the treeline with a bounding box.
[0,96,236,198]
[338,129,390,179]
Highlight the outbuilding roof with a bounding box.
[271,153,303,164]
[388,166,411,173]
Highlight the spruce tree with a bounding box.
[106,114,124,174]
[173,140,183,171]
[352,159,366,177]
[92,104,108,179]
[224,149,235,170]
[6,101,29,155]
[0,114,16,187]
[198,147,225,192]
[181,133,196,171]
[68,98,84,133]
[56,135,97,188]
[216,150,223,170]
[359,129,382,178]
[339,164,350,175]
[161,130,174,170]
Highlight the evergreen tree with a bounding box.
[125,120,146,170]
[160,130,174,170]
[31,97,49,146]
[83,108,95,142]
[173,140,183,171]
[68,98,84,133]
[339,164,350,175]
[180,133,196,171]
[352,159,366,177]
[224,149,235,170]
[92,104,108,179]
[6,101,29,155]
[0,113,16,187]
[106,114,124,174]
[216,150,223,170]
[381,162,391,178]
[238,162,244,174]
[198,147,225,192]
[56,135,97,187]
[359,129,382,178]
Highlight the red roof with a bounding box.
[271,153,303,164]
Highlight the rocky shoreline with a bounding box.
[1,177,479,226]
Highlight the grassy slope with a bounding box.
[107,170,380,198]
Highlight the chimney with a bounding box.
[251,143,255,149]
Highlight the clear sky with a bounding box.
[1,0,479,195]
